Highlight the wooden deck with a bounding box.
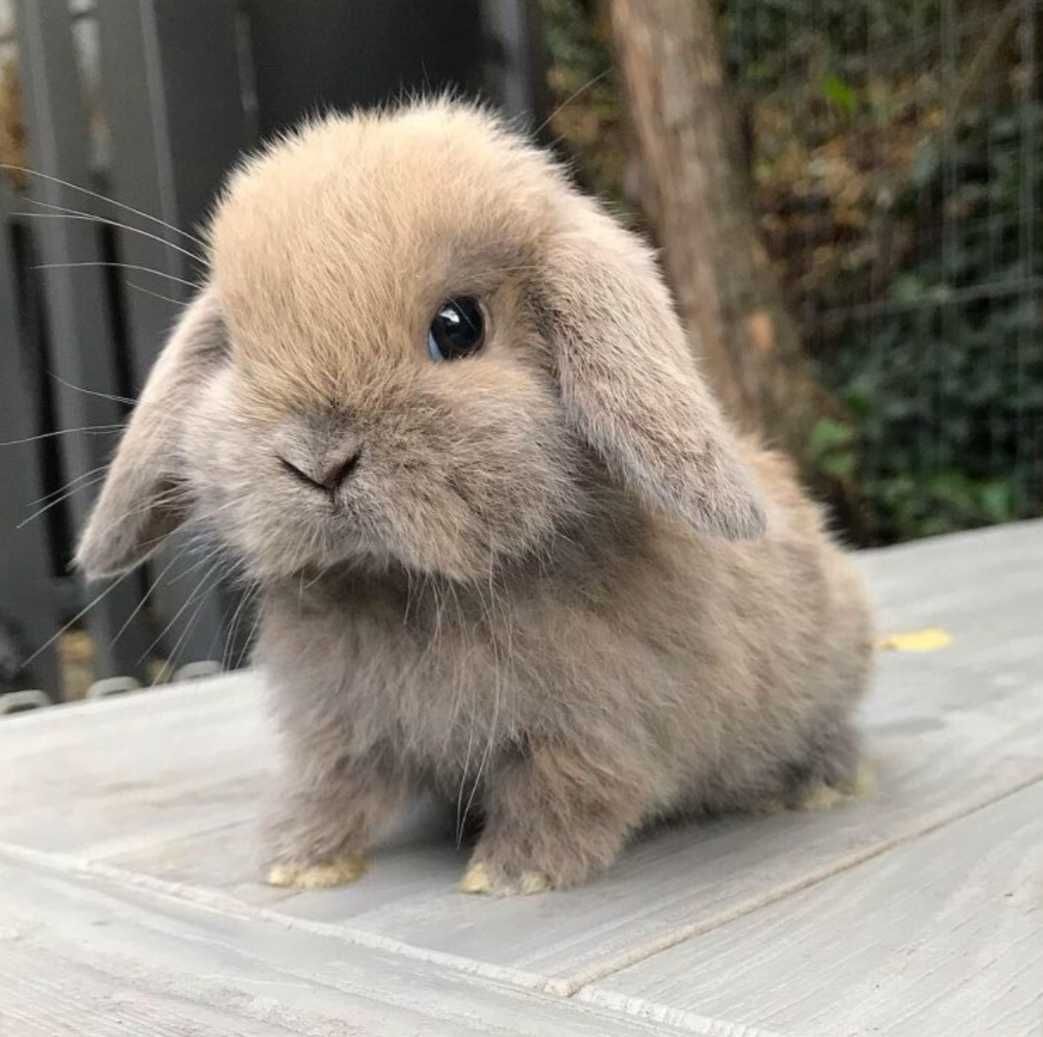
[2,521,1041,1036]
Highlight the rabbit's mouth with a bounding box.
[201,475,572,588]
[191,433,580,587]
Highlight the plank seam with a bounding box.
[3,764,1042,1009]
[560,767,1043,1006]
[1,765,1039,1036]
[0,838,557,994]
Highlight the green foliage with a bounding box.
[821,74,858,117]
[721,0,943,93]
[542,0,609,80]
[721,0,1041,543]
[541,0,1041,545]
[809,417,858,480]
[829,103,1043,542]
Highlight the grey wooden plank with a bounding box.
[94,0,249,667]
[14,0,152,677]
[0,673,271,857]
[579,779,1043,1037]
[0,673,450,907]
[856,517,1043,626]
[0,849,690,1037]
[0,522,1040,1005]
[0,184,60,696]
[104,798,462,911]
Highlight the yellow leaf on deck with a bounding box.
[877,627,952,652]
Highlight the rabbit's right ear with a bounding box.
[542,207,766,539]
[76,289,224,579]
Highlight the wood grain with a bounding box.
[0,849,688,1037]
[580,779,1043,1037]
[0,675,269,845]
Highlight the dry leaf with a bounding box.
[878,627,953,652]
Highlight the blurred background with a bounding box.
[0,0,1039,708]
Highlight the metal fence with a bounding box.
[0,0,543,704]
[723,0,1042,544]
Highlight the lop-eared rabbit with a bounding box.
[78,102,874,894]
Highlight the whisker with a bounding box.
[222,582,257,671]
[17,474,107,528]
[2,163,208,249]
[238,603,263,670]
[178,498,240,536]
[50,374,137,407]
[23,566,138,668]
[533,67,612,138]
[14,211,205,266]
[459,563,506,843]
[139,554,228,665]
[32,260,199,289]
[110,549,186,647]
[127,281,189,307]
[161,562,233,681]
[71,484,191,537]
[0,424,124,447]
[28,463,109,508]
[168,542,227,584]
[225,568,263,672]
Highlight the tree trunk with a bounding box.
[607,0,839,469]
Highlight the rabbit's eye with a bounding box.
[427,297,485,362]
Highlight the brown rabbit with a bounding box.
[77,100,874,895]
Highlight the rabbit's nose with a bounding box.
[316,445,362,491]
[279,443,362,494]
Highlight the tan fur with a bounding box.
[77,100,874,895]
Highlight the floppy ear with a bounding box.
[543,209,766,540]
[76,289,224,578]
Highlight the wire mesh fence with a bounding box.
[724,0,1042,543]
[544,0,1042,545]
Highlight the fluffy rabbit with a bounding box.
[77,100,874,895]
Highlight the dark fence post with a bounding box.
[0,185,61,698]
[239,0,547,150]
[15,0,154,681]
[240,0,485,137]
[95,0,251,669]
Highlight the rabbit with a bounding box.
[76,99,874,896]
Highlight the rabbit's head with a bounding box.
[77,102,765,585]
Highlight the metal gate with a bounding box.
[0,0,544,703]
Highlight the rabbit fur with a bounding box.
[77,100,874,895]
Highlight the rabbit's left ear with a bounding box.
[543,209,766,539]
[75,289,223,578]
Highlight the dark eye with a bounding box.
[427,297,485,362]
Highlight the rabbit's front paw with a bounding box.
[266,852,366,889]
[459,738,644,895]
[458,825,613,895]
[458,859,552,897]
